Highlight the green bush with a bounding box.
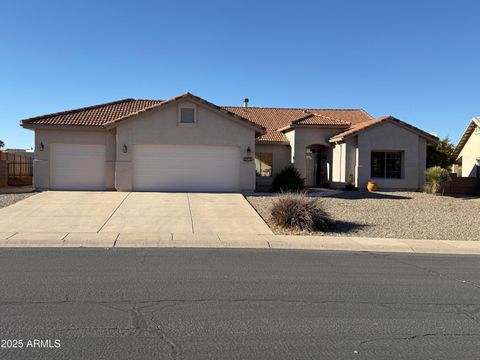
[272,165,304,193]
[270,192,335,232]
[424,166,450,194]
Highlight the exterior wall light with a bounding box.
[122,144,128,153]
[246,146,251,156]
[39,142,44,151]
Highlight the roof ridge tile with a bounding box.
[224,105,369,112]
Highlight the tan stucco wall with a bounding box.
[255,143,292,187]
[33,128,116,190]
[418,138,427,186]
[331,137,357,188]
[285,131,295,163]
[356,122,427,190]
[458,127,480,177]
[115,100,257,191]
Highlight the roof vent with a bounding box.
[243,98,249,108]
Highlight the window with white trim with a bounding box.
[371,151,403,179]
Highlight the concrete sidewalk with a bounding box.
[1,231,480,255]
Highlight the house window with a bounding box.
[180,107,195,124]
[371,151,403,179]
[255,153,273,177]
[475,126,480,135]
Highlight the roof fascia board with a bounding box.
[20,123,109,132]
[453,119,479,158]
[256,140,290,146]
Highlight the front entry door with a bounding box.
[132,144,241,191]
[312,149,328,186]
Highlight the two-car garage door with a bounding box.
[49,144,241,191]
[133,145,240,192]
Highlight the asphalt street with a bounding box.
[1,248,480,359]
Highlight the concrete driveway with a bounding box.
[0,191,272,235]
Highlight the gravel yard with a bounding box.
[0,189,36,209]
[247,191,480,240]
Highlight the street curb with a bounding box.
[1,232,480,255]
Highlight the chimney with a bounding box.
[243,98,249,108]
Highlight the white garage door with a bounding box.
[50,144,106,190]
[133,145,240,191]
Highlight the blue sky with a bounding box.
[1,0,479,149]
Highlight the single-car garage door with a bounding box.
[133,145,240,191]
[50,144,106,190]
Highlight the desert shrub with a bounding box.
[424,166,450,194]
[272,165,304,193]
[270,192,335,232]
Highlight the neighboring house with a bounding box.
[4,148,34,157]
[452,117,480,177]
[20,92,437,192]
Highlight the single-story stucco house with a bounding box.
[20,92,437,192]
[452,117,480,177]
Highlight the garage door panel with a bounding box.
[133,145,240,191]
[51,144,106,190]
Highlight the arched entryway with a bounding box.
[305,144,330,187]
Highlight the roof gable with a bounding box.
[21,93,265,134]
[103,93,266,133]
[329,116,439,143]
[453,117,480,159]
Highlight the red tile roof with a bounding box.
[20,94,376,143]
[100,93,266,132]
[293,114,345,126]
[223,107,372,142]
[329,115,438,143]
[21,99,163,127]
[21,93,266,134]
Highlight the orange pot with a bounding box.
[367,181,378,192]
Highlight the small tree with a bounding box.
[427,137,455,170]
[0,140,4,150]
[424,166,450,194]
[272,165,304,193]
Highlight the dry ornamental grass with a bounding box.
[270,193,335,232]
